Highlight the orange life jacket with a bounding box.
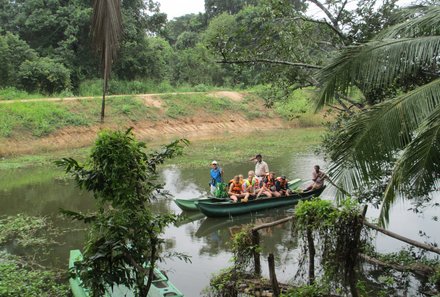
[231,181,243,194]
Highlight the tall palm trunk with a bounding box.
[100,45,110,123]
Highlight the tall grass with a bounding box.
[273,88,316,119]
[0,87,45,100]
[0,102,89,137]
[0,96,156,137]
[78,79,230,97]
[161,93,241,119]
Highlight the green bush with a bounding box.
[0,32,37,87]
[18,57,71,94]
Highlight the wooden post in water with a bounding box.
[251,216,294,276]
[306,226,315,285]
[252,229,261,275]
[348,205,368,297]
[268,253,280,297]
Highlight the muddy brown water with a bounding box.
[0,153,439,296]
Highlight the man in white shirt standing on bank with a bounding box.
[250,154,269,184]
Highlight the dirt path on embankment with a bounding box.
[0,91,298,157]
[0,91,240,104]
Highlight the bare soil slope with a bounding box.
[0,91,293,156]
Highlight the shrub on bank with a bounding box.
[18,57,71,94]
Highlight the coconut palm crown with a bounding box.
[316,6,440,224]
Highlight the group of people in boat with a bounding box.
[209,154,327,203]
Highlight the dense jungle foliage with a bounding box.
[0,0,403,96]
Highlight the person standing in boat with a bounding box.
[305,165,327,191]
[250,154,269,184]
[210,160,224,195]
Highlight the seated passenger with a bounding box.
[228,175,250,203]
[275,176,290,196]
[257,172,281,198]
[242,170,259,199]
[239,174,244,184]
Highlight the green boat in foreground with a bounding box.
[69,250,184,297]
[174,197,221,211]
[196,186,326,218]
[173,178,303,212]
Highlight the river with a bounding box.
[0,153,439,296]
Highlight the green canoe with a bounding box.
[174,197,229,211]
[174,178,303,211]
[196,186,326,218]
[69,250,184,297]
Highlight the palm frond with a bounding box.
[326,79,440,194]
[91,0,122,122]
[380,104,440,225]
[376,6,440,39]
[317,36,440,109]
[92,0,122,71]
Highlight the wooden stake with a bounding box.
[268,253,280,297]
[252,229,261,275]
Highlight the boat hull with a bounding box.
[196,187,325,218]
[174,197,227,211]
[174,178,303,212]
[69,250,184,297]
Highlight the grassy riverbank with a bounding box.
[0,81,234,100]
[0,89,326,157]
[0,128,323,189]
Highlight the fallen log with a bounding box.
[252,216,294,232]
[359,253,435,278]
[363,220,440,255]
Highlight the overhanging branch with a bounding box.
[307,0,338,27]
[295,16,347,43]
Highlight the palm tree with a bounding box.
[316,6,440,224]
[91,0,122,123]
